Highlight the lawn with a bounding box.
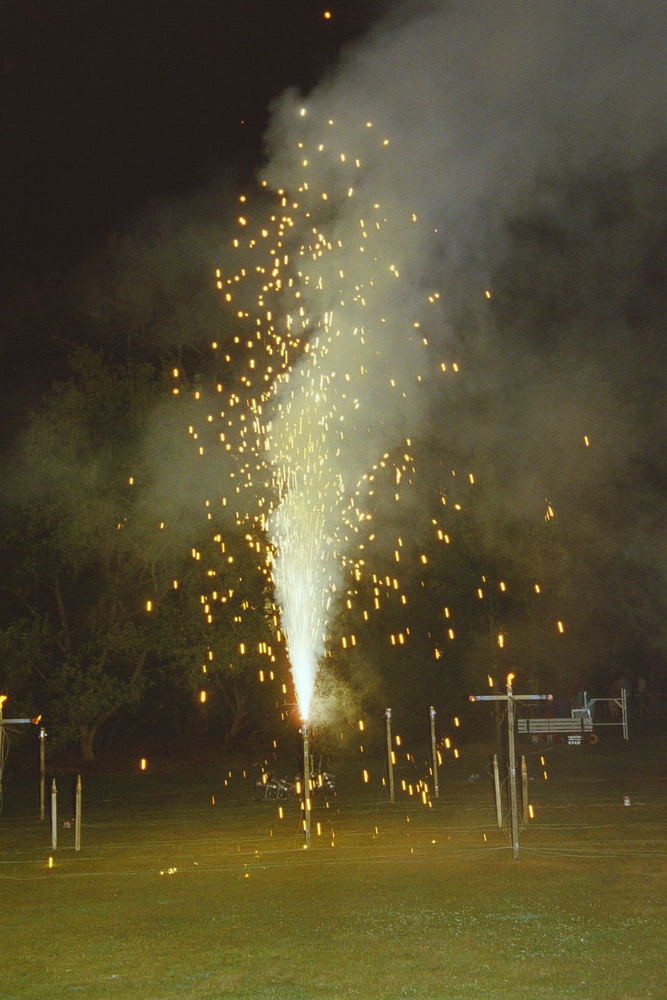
[1,733,666,999]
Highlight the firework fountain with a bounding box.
[199,105,450,839]
[265,366,349,844]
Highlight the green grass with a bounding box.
[2,736,666,999]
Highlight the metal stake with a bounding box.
[75,774,82,852]
[521,755,529,822]
[50,778,58,851]
[302,724,311,847]
[39,727,46,821]
[429,706,439,799]
[385,708,394,803]
[493,753,503,828]
[506,678,520,859]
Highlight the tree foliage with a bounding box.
[0,349,275,760]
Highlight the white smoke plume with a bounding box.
[255,0,667,706]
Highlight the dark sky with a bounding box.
[0,0,386,411]
[1,0,382,277]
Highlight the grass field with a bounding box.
[1,733,666,999]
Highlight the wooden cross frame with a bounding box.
[469,675,552,859]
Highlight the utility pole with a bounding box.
[469,674,552,859]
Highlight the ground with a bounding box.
[1,734,665,999]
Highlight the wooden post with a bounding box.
[521,755,528,822]
[493,753,503,828]
[74,774,82,852]
[429,706,439,799]
[50,778,58,851]
[385,708,395,803]
[39,728,46,821]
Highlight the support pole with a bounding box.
[385,708,394,803]
[621,687,629,741]
[39,727,46,821]
[429,706,439,799]
[301,724,311,848]
[493,753,503,828]
[506,679,520,859]
[74,774,82,852]
[50,778,58,851]
[521,755,528,823]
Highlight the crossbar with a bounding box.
[517,717,593,734]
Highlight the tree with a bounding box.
[0,347,289,760]
[0,350,184,759]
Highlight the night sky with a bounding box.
[2,1,379,273]
[0,0,382,399]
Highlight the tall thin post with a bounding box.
[301,724,311,847]
[50,778,58,851]
[521,755,528,822]
[506,678,520,859]
[385,708,395,803]
[74,774,82,852]
[493,753,503,828]
[0,695,5,814]
[621,687,629,741]
[39,727,46,821]
[429,706,439,799]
